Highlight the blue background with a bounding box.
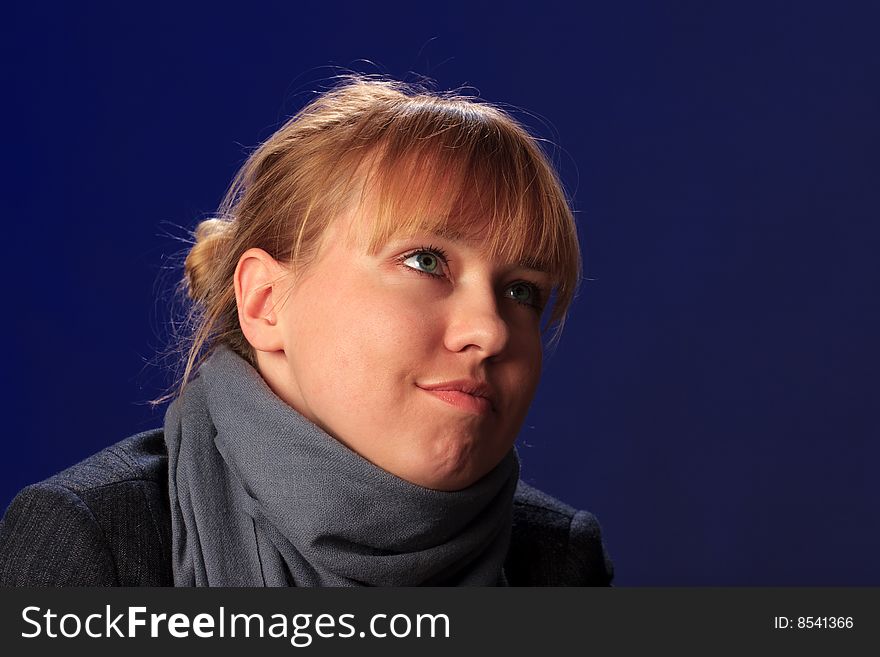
[2,1,878,585]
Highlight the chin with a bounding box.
[410,440,501,492]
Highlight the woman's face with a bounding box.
[262,203,550,491]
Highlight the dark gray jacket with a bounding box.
[0,429,613,586]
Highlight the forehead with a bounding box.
[340,201,550,275]
[325,149,560,279]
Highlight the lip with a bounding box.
[417,380,496,415]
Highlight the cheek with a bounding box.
[297,279,439,406]
[501,332,544,411]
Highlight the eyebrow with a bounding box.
[429,225,471,241]
[516,255,552,275]
[428,227,551,275]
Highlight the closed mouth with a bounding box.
[417,385,495,415]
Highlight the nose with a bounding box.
[442,283,510,358]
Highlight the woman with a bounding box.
[0,77,613,586]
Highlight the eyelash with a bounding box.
[398,244,547,311]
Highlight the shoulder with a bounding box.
[506,481,614,586]
[0,429,172,586]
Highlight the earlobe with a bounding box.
[234,248,289,353]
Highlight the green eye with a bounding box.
[508,282,534,305]
[403,251,442,274]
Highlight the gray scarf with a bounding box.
[164,344,519,586]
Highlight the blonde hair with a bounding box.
[161,76,582,404]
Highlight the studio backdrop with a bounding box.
[2,1,877,585]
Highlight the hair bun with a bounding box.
[184,218,234,303]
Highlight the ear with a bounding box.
[234,248,290,353]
